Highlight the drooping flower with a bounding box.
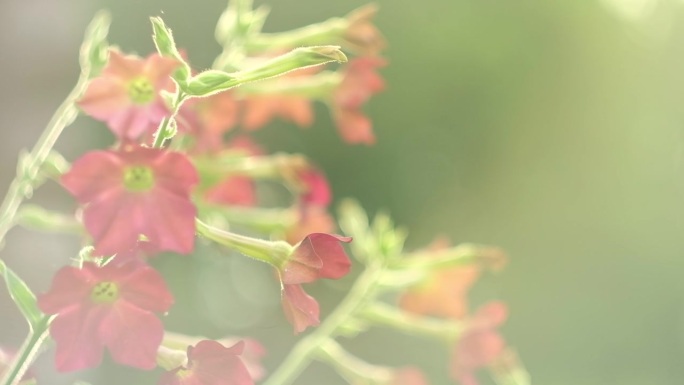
[280,284,320,334]
[177,90,239,152]
[78,49,178,141]
[159,340,253,385]
[61,145,199,256]
[37,262,174,372]
[330,57,387,145]
[278,233,351,334]
[450,302,508,385]
[342,4,387,56]
[280,233,352,285]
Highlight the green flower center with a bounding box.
[128,77,155,105]
[123,166,155,192]
[90,281,119,304]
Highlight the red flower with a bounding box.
[280,284,320,334]
[159,340,253,385]
[61,146,198,256]
[450,302,508,385]
[78,50,178,141]
[37,262,173,372]
[280,233,352,285]
[218,338,267,381]
[297,167,331,207]
[342,4,387,56]
[331,57,387,145]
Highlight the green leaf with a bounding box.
[184,46,347,97]
[150,17,191,83]
[0,259,44,328]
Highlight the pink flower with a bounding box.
[342,4,387,56]
[177,91,239,152]
[37,262,173,372]
[450,302,508,385]
[61,146,199,256]
[218,338,267,382]
[280,284,320,334]
[280,233,352,285]
[331,57,387,145]
[78,49,178,141]
[204,175,257,207]
[159,340,253,385]
[297,167,331,207]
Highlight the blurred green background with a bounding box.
[2,0,684,384]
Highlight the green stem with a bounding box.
[361,302,465,340]
[152,92,186,148]
[262,261,385,385]
[0,317,51,385]
[317,339,392,384]
[0,68,90,247]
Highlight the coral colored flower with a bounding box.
[342,4,387,56]
[78,49,178,141]
[240,67,318,131]
[280,284,320,334]
[280,233,352,285]
[177,91,239,151]
[331,57,387,145]
[159,340,253,385]
[399,264,480,319]
[61,146,199,256]
[37,262,173,372]
[242,96,314,130]
[450,302,508,385]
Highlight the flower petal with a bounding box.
[281,284,320,334]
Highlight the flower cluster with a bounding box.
[0,3,527,385]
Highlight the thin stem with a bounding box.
[152,92,186,148]
[0,316,51,385]
[317,339,392,384]
[262,261,385,385]
[361,302,466,340]
[0,70,90,247]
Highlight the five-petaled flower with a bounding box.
[61,145,199,256]
[37,262,174,372]
[331,57,387,145]
[78,49,179,142]
[159,340,253,385]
